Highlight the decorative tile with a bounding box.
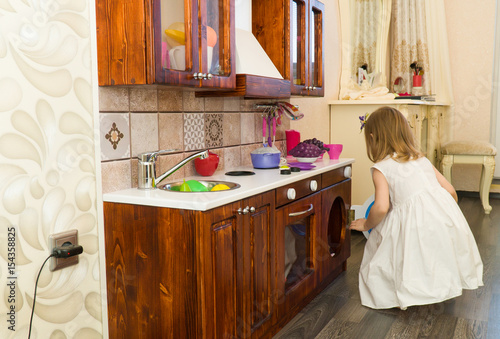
[184,113,205,150]
[205,113,223,148]
[100,113,130,161]
[223,113,241,146]
[158,89,183,112]
[159,113,183,151]
[130,113,159,156]
[240,113,256,144]
[130,87,158,112]
[99,87,129,112]
[101,160,132,194]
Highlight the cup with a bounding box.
[285,130,300,155]
[412,75,422,88]
[325,144,343,160]
[169,45,185,70]
[206,46,213,72]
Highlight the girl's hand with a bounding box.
[350,218,369,232]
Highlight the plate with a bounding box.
[295,157,319,163]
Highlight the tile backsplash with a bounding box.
[99,87,290,193]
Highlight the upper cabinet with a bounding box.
[253,0,324,97]
[96,0,235,89]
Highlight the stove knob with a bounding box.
[287,188,296,200]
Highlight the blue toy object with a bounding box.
[362,197,375,239]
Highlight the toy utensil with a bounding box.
[271,115,279,151]
[267,115,272,147]
[262,116,267,147]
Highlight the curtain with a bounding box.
[390,0,431,95]
[351,0,381,76]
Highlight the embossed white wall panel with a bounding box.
[0,1,103,338]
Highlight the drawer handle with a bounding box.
[288,204,313,217]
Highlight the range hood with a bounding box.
[235,28,283,79]
[197,0,290,99]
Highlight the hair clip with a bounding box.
[359,113,369,132]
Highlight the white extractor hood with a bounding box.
[234,0,283,79]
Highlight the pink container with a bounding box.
[285,130,300,155]
[325,144,343,160]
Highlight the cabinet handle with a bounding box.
[237,207,243,215]
[205,73,213,80]
[287,188,296,200]
[243,206,250,214]
[288,204,313,217]
[249,206,255,212]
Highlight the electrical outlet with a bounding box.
[49,229,79,271]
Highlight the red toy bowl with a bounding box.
[194,152,219,176]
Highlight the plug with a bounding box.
[52,242,84,258]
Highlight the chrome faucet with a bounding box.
[137,149,209,189]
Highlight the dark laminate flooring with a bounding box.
[273,194,500,339]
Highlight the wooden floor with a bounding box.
[274,194,500,339]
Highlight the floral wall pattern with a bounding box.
[0,1,103,338]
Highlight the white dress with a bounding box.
[358,156,483,309]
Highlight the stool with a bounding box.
[441,141,497,214]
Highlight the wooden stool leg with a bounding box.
[441,155,453,183]
[480,156,495,214]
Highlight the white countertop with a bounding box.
[103,158,355,211]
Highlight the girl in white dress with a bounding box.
[350,106,483,310]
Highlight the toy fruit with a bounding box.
[186,180,208,192]
[207,26,217,47]
[211,184,230,191]
[164,22,185,47]
[179,179,191,192]
[194,152,219,176]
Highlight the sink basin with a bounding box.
[159,180,240,192]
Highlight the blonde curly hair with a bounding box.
[363,106,423,163]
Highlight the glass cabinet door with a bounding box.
[309,1,323,94]
[202,0,232,77]
[291,0,306,90]
[155,0,234,87]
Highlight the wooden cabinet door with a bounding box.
[275,192,322,319]
[104,202,160,338]
[198,201,241,338]
[96,0,154,85]
[319,179,351,282]
[96,0,235,88]
[237,191,276,338]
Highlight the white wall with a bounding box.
[444,0,496,190]
[290,1,341,144]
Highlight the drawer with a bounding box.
[275,175,322,207]
[321,165,351,189]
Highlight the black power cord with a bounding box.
[28,244,83,339]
